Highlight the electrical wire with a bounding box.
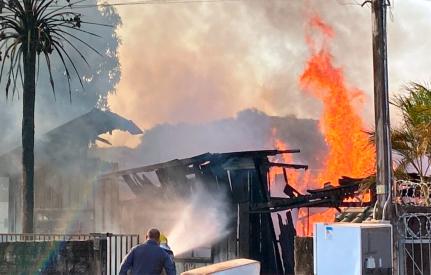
[47,0,267,9]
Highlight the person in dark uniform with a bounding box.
[159,234,175,275]
[119,228,176,275]
[159,234,174,260]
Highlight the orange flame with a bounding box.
[296,208,336,236]
[269,15,375,236]
[300,15,375,187]
[270,128,310,194]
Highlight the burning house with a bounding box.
[99,149,374,274]
[0,12,384,274]
[0,108,142,234]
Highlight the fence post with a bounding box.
[90,233,107,275]
[398,239,405,275]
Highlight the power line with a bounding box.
[49,0,260,9]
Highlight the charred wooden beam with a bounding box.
[218,149,301,158]
[283,168,302,197]
[278,212,296,275]
[268,162,308,170]
[250,198,335,213]
[100,150,303,179]
[250,180,374,213]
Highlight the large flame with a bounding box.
[300,15,375,186]
[270,15,375,236]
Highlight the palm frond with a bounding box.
[0,0,110,99]
[374,82,431,180]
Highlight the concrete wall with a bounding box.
[294,237,313,275]
[0,240,105,274]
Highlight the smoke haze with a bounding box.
[3,0,431,156]
[108,0,431,147]
[94,109,326,170]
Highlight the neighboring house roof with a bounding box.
[335,206,374,223]
[0,108,142,175]
[44,108,142,145]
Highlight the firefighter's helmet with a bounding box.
[159,233,168,244]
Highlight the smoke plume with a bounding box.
[108,0,431,144]
[94,109,326,170]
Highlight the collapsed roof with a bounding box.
[102,150,373,211]
[101,149,375,275]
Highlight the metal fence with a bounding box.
[0,233,95,242]
[0,232,140,275]
[106,233,140,275]
[398,213,431,275]
[397,180,431,206]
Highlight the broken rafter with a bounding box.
[100,149,303,179]
[268,162,308,170]
[250,181,373,213]
[283,168,302,197]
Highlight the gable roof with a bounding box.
[44,108,142,144]
[0,108,142,175]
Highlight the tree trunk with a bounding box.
[22,27,37,233]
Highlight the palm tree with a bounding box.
[0,0,102,233]
[391,83,431,204]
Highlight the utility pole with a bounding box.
[371,0,392,220]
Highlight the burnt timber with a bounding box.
[101,149,374,275]
[251,177,375,213]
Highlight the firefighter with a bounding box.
[159,233,175,275]
[159,234,174,260]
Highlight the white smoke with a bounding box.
[103,0,431,148]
